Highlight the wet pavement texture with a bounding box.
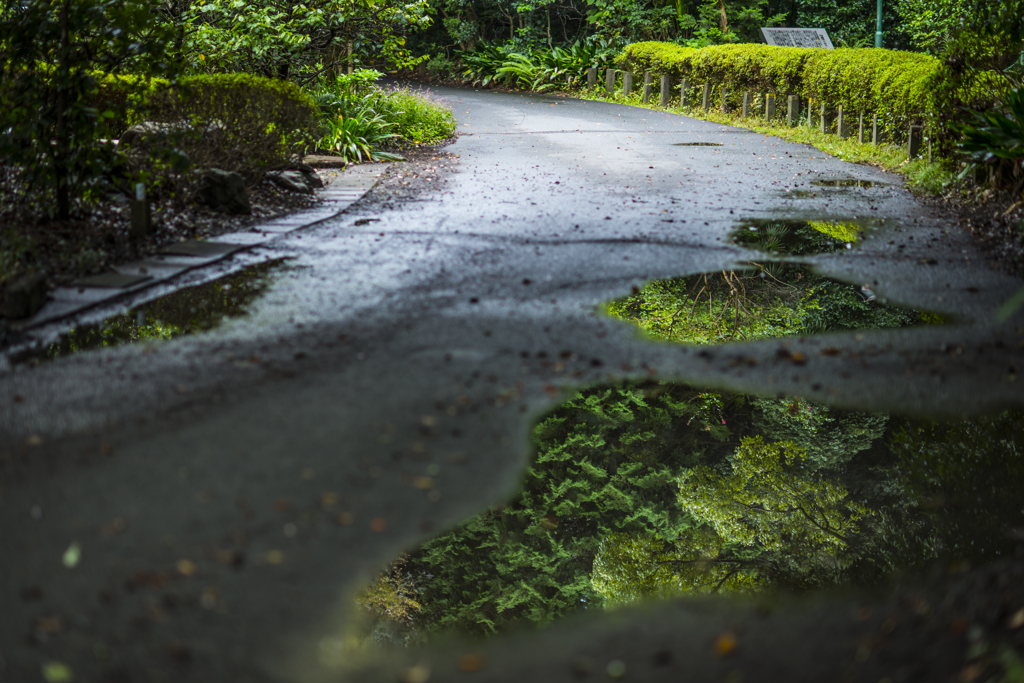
[1,87,1024,683]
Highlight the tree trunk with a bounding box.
[546,5,552,49]
[717,0,728,35]
[55,0,70,221]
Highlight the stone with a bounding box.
[296,164,324,189]
[119,121,178,147]
[268,169,314,195]
[3,272,47,320]
[196,169,251,215]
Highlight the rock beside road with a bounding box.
[3,271,47,320]
[196,168,251,215]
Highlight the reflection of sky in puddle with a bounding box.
[348,380,1023,648]
[14,259,285,366]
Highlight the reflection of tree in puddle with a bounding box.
[351,378,1023,648]
[16,259,285,366]
[606,266,928,344]
[732,219,863,256]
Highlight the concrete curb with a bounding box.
[10,169,384,335]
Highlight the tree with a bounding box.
[180,0,432,83]
[0,0,171,220]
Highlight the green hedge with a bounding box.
[616,42,958,143]
[94,73,320,177]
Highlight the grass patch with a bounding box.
[572,87,957,195]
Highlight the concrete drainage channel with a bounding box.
[2,168,384,366]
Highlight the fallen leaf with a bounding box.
[819,347,841,356]
[265,550,285,565]
[713,631,737,657]
[176,559,198,577]
[1008,608,1024,630]
[336,512,355,526]
[959,663,983,682]
[272,499,291,512]
[413,476,434,490]
[36,616,65,634]
[321,492,340,507]
[401,665,431,683]
[459,654,485,672]
[26,434,43,447]
[62,542,81,568]
[371,517,388,532]
[41,661,73,682]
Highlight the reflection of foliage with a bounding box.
[21,261,280,366]
[889,412,1024,560]
[732,220,860,256]
[752,397,888,470]
[352,555,424,647]
[396,383,734,637]
[608,266,924,345]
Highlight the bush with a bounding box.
[141,73,320,179]
[373,87,457,143]
[617,42,949,141]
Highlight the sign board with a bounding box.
[760,28,834,49]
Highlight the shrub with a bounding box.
[616,42,950,141]
[142,73,320,179]
[373,87,457,143]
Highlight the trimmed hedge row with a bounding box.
[92,73,320,177]
[616,42,958,143]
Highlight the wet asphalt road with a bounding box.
[2,86,1024,683]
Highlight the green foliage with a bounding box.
[402,383,731,636]
[0,0,171,220]
[619,42,944,141]
[307,71,455,159]
[889,412,1024,561]
[143,73,320,178]
[458,36,621,88]
[952,87,1024,192]
[180,0,431,82]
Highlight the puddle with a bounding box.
[812,179,887,188]
[345,379,1023,648]
[780,189,819,199]
[14,259,285,366]
[605,266,939,345]
[673,142,723,147]
[730,219,862,256]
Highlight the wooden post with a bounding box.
[605,69,615,95]
[417,62,426,79]
[871,115,881,145]
[680,79,690,109]
[908,125,923,159]
[129,183,153,239]
[742,91,751,118]
[721,86,729,112]
[858,110,867,143]
[787,95,800,126]
[819,102,831,134]
[806,98,814,127]
[587,68,597,89]
[702,83,711,110]
[765,93,776,121]
[642,71,653,103]
[837,106,853,138]
[622,72,633,98]
[659,74,671,107]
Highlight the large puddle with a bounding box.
[345,379,1022,649]
[13,259,285,366]
[337,260,964,654]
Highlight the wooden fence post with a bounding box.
[642,72,653,103]
[765,93,776,121]
[819,103,832,134]
[587,68,597,89]
[908,125,924,159]
[622,72,633,97]
[787,95,800,126]
[742,91,751,118]
[872,115,881,145]
[605,69,615,95]
[680,79,690,109]
[858,111,867,143]
[659,75,671,107]
[702,83,711,110]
